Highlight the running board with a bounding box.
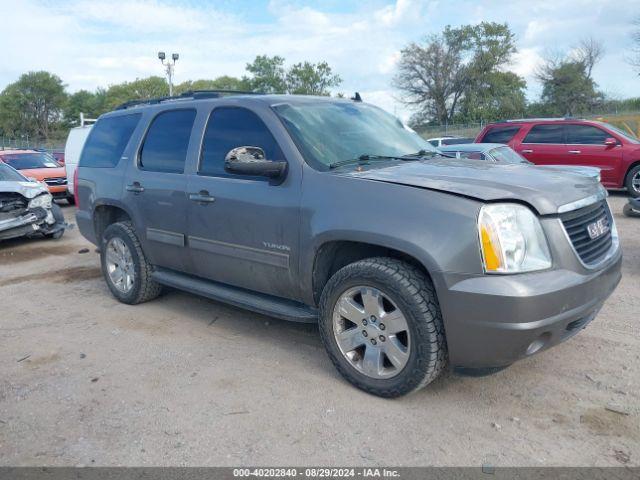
[151,268,318,323]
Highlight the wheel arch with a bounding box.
[92,201,133,241]
[311,239,437,306]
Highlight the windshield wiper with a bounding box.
[402,149,446,159]
[329,154,418,169]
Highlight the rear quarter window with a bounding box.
[79,113,141,168]
[480,126,521,144]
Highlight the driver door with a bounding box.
[186,106,301,300]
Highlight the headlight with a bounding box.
[28,193,52,210]
[478,203,552,273]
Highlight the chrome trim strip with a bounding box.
[557,190,607,214]
[188,236,289,269]
[146,228,185,247]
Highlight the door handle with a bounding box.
[521,149,533,154]
[568,150,581,154]
[189,190,216,204]
[126,182,145,194]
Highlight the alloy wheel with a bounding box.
[105,237,135,293]
[332,286,411,379]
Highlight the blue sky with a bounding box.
[1,0,639,120]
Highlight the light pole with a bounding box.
[158,51,179,96]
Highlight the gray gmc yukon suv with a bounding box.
[76,91,622,397]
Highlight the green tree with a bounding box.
[103,76,168,110]
[536,39,605,116]
[0,71,67,140]
[457,71,526,122]
[176,76,248,94]
[285,61,341,95]
[244,55,287,93]
[63,88,107,126]
[394,22,520,125]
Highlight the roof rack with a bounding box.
[115,89,263,110]
[500,117,583,123]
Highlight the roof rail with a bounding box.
[115,89,263,110]
[500,117,585,123]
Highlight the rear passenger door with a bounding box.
[124,108,197,273]
[565,124,622,186]
[517,124,565,165]
[186,106,301,300]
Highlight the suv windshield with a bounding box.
[599,123,640,144]
[0,162,27,181]
[2,152,60,169]
[272,101,435,169]
[489,146,530,164]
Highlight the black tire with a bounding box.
[67,195,76,205]
[623,202,640,217]
[100,221,162,304]
[318,257,447,398]
[625,164,640,198]
[45,203,65,239]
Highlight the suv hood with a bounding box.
[338,159,604,215]
[0,181,49,199]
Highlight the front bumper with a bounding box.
[435,247,622,369]
[0,207,64,241]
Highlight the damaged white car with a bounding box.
[0,162,65,241]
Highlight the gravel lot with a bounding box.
[1,194,638,467]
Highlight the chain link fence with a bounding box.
[1,136,65,152]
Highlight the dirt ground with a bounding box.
[0,194,638,467]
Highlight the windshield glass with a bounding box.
[600,123,640,144]
[0,163,27,181]
[489,146,529,164]
[2,152,61,169]
[272,101,436,169]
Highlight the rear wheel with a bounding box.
[100,221,162,304]
[623,202,640,217]
[625,164,640,198]
[318,257,447,398]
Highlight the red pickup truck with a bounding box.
[475,119,640,197]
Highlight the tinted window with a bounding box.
[139,110,195,173]
[200,107,283,177]
[457,151,485,160]
[566,125,609,144]
[442,137,474,145]
[523,125,563,144]
[428,140,439,147]
[80,114,141,168]
[481,126,520,144]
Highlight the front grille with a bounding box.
[44,177,67,186]
[560,200,612,266]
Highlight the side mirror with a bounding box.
[224,146,287,179]
[604,137,618,147]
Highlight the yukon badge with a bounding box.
[586,217,609,240]
[263,241,291,252]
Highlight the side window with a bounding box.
[523,125,564,144]
[481,126,520,144]
[139,109,196,173]
[428,140,439,147]
[566,125,609,145]
[79,113,141,168]
[199,107,284,177]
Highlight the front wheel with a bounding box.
[318,257,447,398]
[623,202,640,217]
[625,164,640,198]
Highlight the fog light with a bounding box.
[526,332,551,356]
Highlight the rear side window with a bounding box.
[481,126,520,144]
[523,124,564,144]
[139,109,196,173]
[566,125,609,144]
[199,107,284,177]
[79,113,141,168]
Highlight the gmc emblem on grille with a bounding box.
[586,217,609,240]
